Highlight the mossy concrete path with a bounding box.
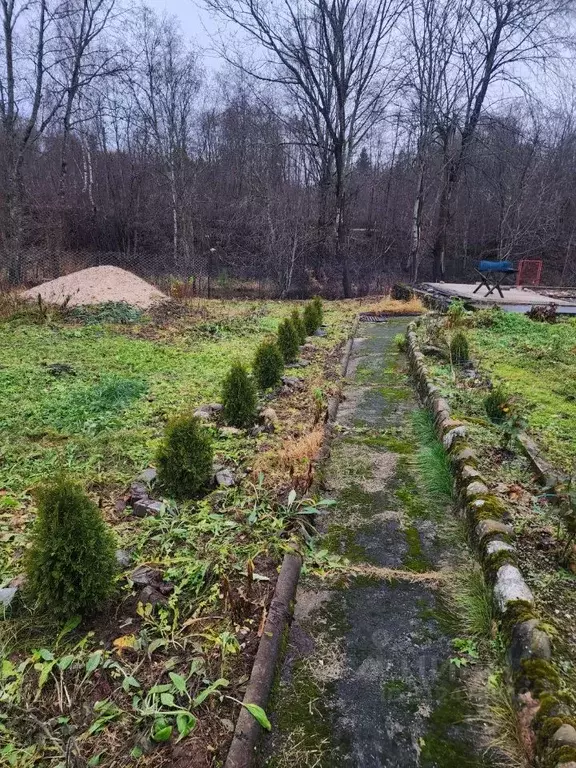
[258,320,489,768]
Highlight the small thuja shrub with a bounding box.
[253,340,284,390]
[26,477,117,617]
[312,296,323,326]
[484,387,509,424]
[303,303,319,335]
[222,362,257,427]
[156,414,214,497]
[291,309,307,345]
[277,318,300,363]
[450,331,469,366]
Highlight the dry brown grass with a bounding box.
[345,563,445,583]
[358,294,425,315]
[253,427,324,479]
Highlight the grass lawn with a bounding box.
[468,310,576,473]
[416,308,576,713]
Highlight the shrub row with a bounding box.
[23,300,325,619]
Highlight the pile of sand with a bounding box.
[21,266,167,309]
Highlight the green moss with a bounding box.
[324,523,367,563]
[420,665,486,767]
[467,495,507,522]
[363,432,414,454]
[396,482,428,520]
[500,600,539,640]
[483,547,517,578]
[270,660,336,767]
[549,745,576,765]
[516,658,561,696]
[403,525,430,572]
[378,385,410,402]
[338,482,381,519]
[382,678,410,698]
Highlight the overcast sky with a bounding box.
[159,0,220,55]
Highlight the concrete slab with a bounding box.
[420,282,576,313]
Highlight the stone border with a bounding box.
[223,317,359,768]
[406,319,576,768]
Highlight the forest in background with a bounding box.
[1,0,576,297]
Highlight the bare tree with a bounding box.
[426,0,572,279]
[125,5,202,271]
[0,0,63,281]
[204,0,405,295]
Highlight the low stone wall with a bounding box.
[406,319,576,768]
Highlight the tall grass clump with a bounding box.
[290,309,307,345]
[411,410,453,510]
[484,387,509,424]
[26,477,117,617]
[222,362,257,427]
[156,414,214,497]
[253,340,284,390]
[439,566,494,640]
[277,318,299,363]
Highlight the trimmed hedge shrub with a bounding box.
[450,331,469,366]
[222,362,257,427]
[26,477,117,617]
[253,340,284,390]
[157,414,214,497]
[303,303,319,335]
[277,318,299,363]
[291,309,307,345]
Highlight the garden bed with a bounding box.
[413,307,576,759]
[0,296,354,768]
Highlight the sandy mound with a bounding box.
[22,266,167,309]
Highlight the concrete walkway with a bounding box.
[259,320,489,768]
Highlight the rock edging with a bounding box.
[406,320,576,768]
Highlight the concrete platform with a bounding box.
[420,282,576,313]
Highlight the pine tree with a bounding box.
[312,296,323,326]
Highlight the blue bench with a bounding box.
[473,260,517,298]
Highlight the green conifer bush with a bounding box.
[312,296,324,326]
[291,309,307,344]
[277,318,300,363]
[253,340,284,390]
[303,303,319,335]
[156,414,214,497]
[222,362,257,427]
[26,477,117,617]
[450,331,469,366]
[484,387,509,424]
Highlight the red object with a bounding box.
[516,260,543,287]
